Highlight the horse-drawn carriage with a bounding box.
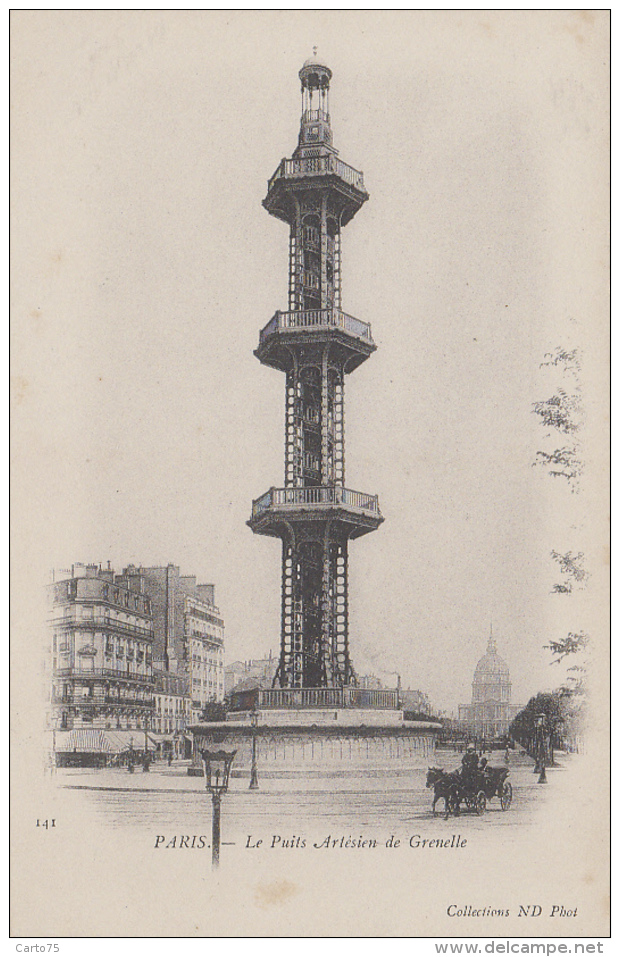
[426,766,513,818]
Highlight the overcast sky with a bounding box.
[12,11,608,713]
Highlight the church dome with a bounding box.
[474,636,509,678]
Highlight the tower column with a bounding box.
[321,348,329,485]
[320,194,328,308]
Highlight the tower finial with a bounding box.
[313,45,318,57]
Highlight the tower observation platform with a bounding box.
[248,55,383,692]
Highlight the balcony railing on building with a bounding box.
[268,154,365,193]
[51,615,153,639]
[54,667,156,684]
[52,692,155,708]
[259,308,373,345]
[229,686,399,712]
[251,486,381,520]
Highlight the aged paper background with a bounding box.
[11,10,609,938]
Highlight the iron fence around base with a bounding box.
[229,686,399,712]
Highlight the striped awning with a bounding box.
[54,729,144,754]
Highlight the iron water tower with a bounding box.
[248,54,383,690]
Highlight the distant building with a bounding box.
[138,565,225,721]
[225,653,277,695]
[357,677,432,715]
[458,634,522,741]
[358,674,384,690]
[401,688,432,715]
[48,563,155,741]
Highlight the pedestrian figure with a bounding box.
[168,752,173,767]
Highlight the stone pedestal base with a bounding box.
[188,714,441,777]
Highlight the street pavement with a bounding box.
[52,749,571,843]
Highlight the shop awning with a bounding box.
[54,730,144,754]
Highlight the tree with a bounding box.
[532,347,583,491]
[550,550,589,594]
[528,344,589,754]
[198,701,228,722]
[534,446,582,486]
[510,690,571,765]
[545,630,589,700]
[545,630,589,663]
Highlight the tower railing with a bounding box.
[228,686,399,712]
[259,308,373,344]
[301,109,330,124]
[268,155,365,192]
[251,486,381,519]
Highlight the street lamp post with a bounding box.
[200,748,237,869]
[249,711,259,790]
[143,712,150,771]
[535,713,547,783]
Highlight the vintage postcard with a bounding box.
[10,10,610,939]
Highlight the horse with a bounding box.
[425,767,461,818]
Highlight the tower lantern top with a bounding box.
[299,54,332,90]
[297,53,334,156]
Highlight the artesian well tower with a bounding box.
[191,59,440,771]
[248,55,383,690]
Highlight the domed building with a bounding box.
[458,633,522,743]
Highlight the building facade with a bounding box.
[49,563,155,733]
[153,667,191,736]
[139,564,225,721]
[458,634,522,741]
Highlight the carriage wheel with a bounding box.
[475,791,487,815]
[500,782,513,811]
